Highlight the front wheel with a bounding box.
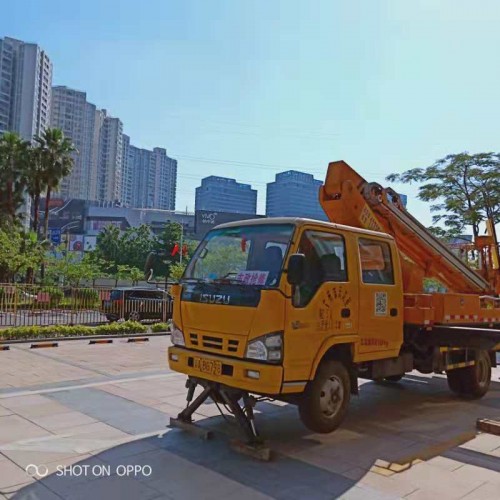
[298,360,351,434]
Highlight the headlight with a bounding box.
[171,324,185,346]
[245,332,283,363]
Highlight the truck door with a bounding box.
[284,229,358,383]
[357,237,403,357]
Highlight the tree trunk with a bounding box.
[32,194,40,233]
[40,186,52,281]
[6,178,14,222]
[43,186,52,240]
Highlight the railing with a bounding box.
[0,284,173,328]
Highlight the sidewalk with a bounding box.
[0,338,498,499]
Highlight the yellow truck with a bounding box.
[168,161,500,459]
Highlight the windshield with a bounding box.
[184,224,294,287]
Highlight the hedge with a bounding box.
[0,321,147,340]
[151,322,171,332]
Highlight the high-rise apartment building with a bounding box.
[266,170,327,220]
[195,176,257,214]
[121,133,133,206]
[51,86,100,200]
[98,112,123,204]
[122,142,177,210]
[152,147,177,211]
[0,36,52,141]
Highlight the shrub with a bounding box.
[0,320,146,340]
[151,322,170,332]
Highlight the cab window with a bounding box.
[358,238,394,285]
[296,231,347,307]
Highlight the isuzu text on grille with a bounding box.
[199,294,231,304]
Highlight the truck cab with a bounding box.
[168,217,405,433]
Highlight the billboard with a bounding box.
[84,235,97,252]
[194,210,264,239]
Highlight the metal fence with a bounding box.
[0,284,173,328]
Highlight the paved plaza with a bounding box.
[0,337,498,499]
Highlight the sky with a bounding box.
[2,0,500,225]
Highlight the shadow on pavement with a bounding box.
[12,373,500,500]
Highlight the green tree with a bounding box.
[152,223,184,278]
[169,262,187,281]
[387,153,500,239]
[0,132,30,227]
[0,229,45,282]
[45,250,104,287]
[35,128,75,240]
[25,146,47,234]
[93,224,156,274]
[93,224,121,273]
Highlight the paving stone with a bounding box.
[0,457,32,489]
[450,463,500,484]
[397,461,485,499]
[45,474,160,500]
[0,415,50,445]
[25,411,98,431]
[0,406,13,417]
[461,481,500,500]
[0,450,84,469]
[2,482,61,500]
[425,455,464,471]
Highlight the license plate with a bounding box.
[193,357,222,376]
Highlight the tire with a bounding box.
[127,311,141,322]
[384,374,404,383]
[446,369,463,395]
[106,315,118,323]
[447,350,491,399]
[298,360,351,434]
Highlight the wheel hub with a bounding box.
[319,375,344,417]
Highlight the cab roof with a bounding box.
[214,217,393,240]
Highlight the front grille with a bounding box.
[203,335,223,349]
[189,333,240,355]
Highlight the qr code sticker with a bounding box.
[375,292,388,316]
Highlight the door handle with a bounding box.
[390,308,398,317]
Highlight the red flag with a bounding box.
[171,243,179,256]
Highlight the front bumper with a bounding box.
[168,346,284,395]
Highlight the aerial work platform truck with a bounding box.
[168,161,500,458]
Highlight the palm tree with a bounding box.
[0,132,30,227]
[35,128,75,240]
[25,147,47,234]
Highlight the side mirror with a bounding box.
[287,254,305,286]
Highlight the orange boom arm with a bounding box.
[319,161,494,295]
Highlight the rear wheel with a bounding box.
[446,350,491,399]
[298,360,350,434]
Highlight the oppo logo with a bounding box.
[199,293,230,304]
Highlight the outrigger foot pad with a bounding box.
[169,417,214,440]
[230,439,272,461]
